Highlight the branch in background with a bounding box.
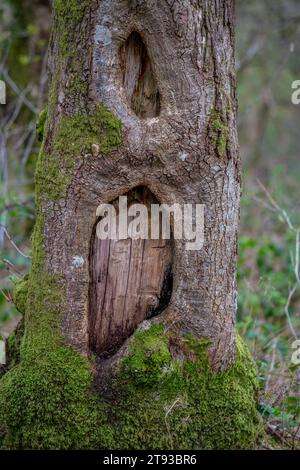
[0,69,38,115]
[0,288,12,303]
[257,179,295,230]
[21,121,36,167]
[1,258,22,277]
[0,130,8,251]
[0,224,31,260]
[236,37,265,74]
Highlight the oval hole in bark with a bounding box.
[120,32,161,118]
[89,187,173,357]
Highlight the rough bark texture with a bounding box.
[45,0,240,371]
[0,0,262,450]
[89,187,173,356]
[121,32,161,118]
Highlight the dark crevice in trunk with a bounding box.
[146,264,173,319]
[120,32,161,118]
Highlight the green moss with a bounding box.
[0,214,113,450]
[0,294,262,450]
[54,0,90,22]
[5,319,24,369]
[53,105,122,158]
[121,324,172,387]
[13,274,29,314]
[0,346,113,449]
[53,0,92,54]
[7,333,15,351]
[35,108,48,142]
[0,9,122,440]
[114,324,262,450]
[210,109,229,157]
[50,1,93,110]
[53,0,91,58]
[35,104,122,201]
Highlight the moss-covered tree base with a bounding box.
[0,321,262,450]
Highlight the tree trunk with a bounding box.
[48,0,241,371]
[0,0,261,450]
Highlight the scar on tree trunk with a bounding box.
[120,32,161,118]
[89,186,173,357]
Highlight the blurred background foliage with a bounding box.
[0,0,299,448]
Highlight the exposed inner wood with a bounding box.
[89,187,173,357]
[120,31,160,118]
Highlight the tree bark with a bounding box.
[0,0,261,450]
[43,0,240,371]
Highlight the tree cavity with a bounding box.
[89,187,173,358]
[120,32,161,119]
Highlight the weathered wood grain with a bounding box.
[120,31,160,118]
[89,187,173,356]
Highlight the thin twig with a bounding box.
[164,396,182,448]
[0,288,12,303]
[257,179,294,231]
[284,284,299,340]
[284,229,300,340]
[21,123,36,166]
[3,85,32,131]
[0,224,31,259]
[2,258,22,276]
[265,339,277,391]
[0,69,38,115]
